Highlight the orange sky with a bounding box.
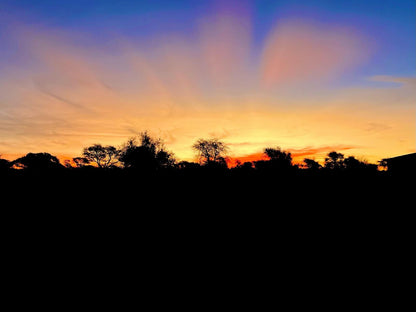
[0,11,415,166]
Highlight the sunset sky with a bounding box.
[0,0,415,164]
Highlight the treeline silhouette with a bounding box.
[1,131,411,205]
[1,131,383,175]
[2,131,413,257]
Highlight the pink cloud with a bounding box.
[198,11,251,85]
[260,20,370,86]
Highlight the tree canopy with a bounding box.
[119,132,175,171]
[192,138,228,166]
[12,153,63,170]
[82,144,120,168]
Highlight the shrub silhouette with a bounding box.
[303,158,321,170]
[0,157,11,171]
[12,152,63,171]
[119,132,175,171]
[324,151,345,170]
[254,147,294,173]
[343,156,377,172]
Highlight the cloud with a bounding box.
[0,15,412,164]
[260,20,370,86]
[198,10,251,85]
[369,75,416,88]
[365,122,392,133]
[32,78,91,111]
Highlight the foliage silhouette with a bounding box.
[0,157,11,171]
[119,132,175,172]
[253,147,294,175]
[343,156,377,172]
[303,158,321,170]
[72,157,90,168]
[264,147,292,167]
[192,138,228,166]
[12,152,63,171]
[82,144,120,168]
[1,131,412,206]
[324,151,345,170]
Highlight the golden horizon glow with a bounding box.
[0,12,415,165]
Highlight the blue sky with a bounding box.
[1,0,414,77]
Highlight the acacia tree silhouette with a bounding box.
[82,144,120,168]
[13,152,63,171]
[192,138,228,166]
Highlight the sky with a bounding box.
[0,0,415,164]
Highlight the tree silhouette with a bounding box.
[12,153,63,171]
[344,156,377,172]
[343,156,363,170]
[119,132,175,171]
[324,151,345,170]
[0,130,392,186]
[258,146,293,172]
[72,157,89,168]
[82,144,120,168]
[303,158,321,170]
[0,156,11,172]
[192,138,228,166]
[264,147,292,164]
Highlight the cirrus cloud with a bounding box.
[260,20,371,86]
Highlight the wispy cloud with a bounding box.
[0,14,413,163]
[260,20,370,87]
[32,78,91,111]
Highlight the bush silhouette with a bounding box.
[254,147,294,174]
[324,151,345,170]
[119,132,175,172]
[303,158,321,170]
[12,153,63,171]
[0,157,11,171]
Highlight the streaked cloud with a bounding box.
[0,13,413,164]
[260,20,370,87]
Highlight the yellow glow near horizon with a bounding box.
[0,16,414,165]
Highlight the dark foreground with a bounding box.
[2,167,412,257]
[1,168,412,306]
[2,167,411,208]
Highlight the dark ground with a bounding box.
[1,168,411,308]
